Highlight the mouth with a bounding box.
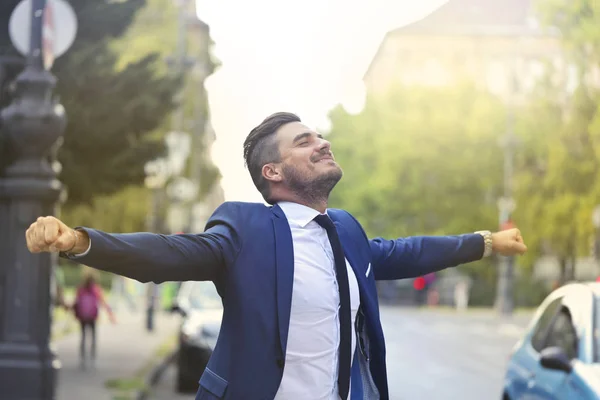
[314,154,334,163]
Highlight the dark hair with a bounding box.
[82,272,96,289]
[243,112,301,202]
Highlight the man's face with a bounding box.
[272,121,343,197]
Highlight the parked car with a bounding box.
[503,282,600,399]
[171,281,223,393]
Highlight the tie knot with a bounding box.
[313,214,335,231]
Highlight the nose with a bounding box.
[317,138,331,153]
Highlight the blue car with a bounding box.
[503,282,600,399]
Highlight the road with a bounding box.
[148,306,532,400]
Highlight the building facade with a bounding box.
[363,0,573,100]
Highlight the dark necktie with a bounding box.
[313,214,352,400]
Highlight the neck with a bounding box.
[273,193,328,214]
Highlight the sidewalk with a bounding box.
[54,309,180,400]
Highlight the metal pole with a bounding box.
[146,188,160,332]
[145,1,189,332]
[0,0,66,397]
[495,55,518,317]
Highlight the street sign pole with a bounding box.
[494,58,519,317]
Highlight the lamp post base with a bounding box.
[0,347,59,400]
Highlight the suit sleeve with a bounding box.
[64,202,242,284]
[369,234,485,280]
[341,210,485,281]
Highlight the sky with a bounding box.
[195,0,448,202]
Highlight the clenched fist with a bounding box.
[492,228,527,256]
[26,216,88,254]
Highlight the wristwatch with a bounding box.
[475,230,493,258]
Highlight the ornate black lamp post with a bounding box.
[0,0,66,397]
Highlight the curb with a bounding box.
[135,349,179,400]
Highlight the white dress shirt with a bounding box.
[275,202,360,400]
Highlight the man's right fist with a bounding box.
[26,216,78,254]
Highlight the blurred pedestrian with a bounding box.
[72,271,115,369]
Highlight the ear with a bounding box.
[262,163,283,183]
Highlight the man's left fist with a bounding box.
[492,228,527,256]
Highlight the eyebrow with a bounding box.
[292,132,323,143]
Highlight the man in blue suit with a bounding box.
[26,112,527,400]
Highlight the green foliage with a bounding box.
[513,84,599,271]
[329,83,504,237]
[0,0,181,206]
[59,185,150,233]
[536,0,600,63]
[59,264,113,290]
[327,83,506,280]
[513,0,600,280]
[54,0,183,206]
[324,0,600,292]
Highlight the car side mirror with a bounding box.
[540,346,573,373]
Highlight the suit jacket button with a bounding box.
[276,358,284,369]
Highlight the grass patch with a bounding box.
[155,335,177,359]
[106,377,146,391]
[106,376,148,400]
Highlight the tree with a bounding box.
[511,0,600,282]
[0,0,181,205]
[537,0,600,65]
[57,0,221,233]
[327,83,506,286]
[59,184,150,233]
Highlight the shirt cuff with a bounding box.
[63,228,91,259]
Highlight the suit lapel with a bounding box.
[334,221,369,296]
[271,204,295,356]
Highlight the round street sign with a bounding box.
[9,0,77,69]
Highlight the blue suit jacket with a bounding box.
[73,201,484,400]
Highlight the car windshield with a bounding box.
[186,282,222,310]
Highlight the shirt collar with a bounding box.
[277,201,324,228]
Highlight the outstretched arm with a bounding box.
[370,229,527,281]
[370,234,484,280]
[26,203,242,284]
[95,285,116,324]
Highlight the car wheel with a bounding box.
[502,392,511,400]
